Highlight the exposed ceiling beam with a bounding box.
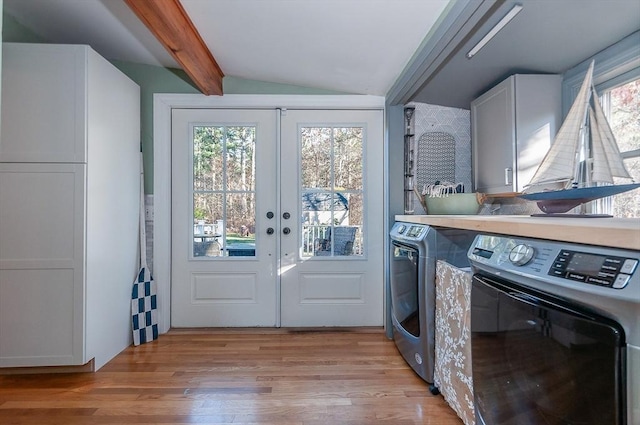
[124,0,224,95]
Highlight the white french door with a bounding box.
[171,108,383,327]
[280,110,384,326]
[171,109,277,327]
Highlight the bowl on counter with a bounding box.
[423,193,484,215]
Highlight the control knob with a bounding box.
[509,244,535,266]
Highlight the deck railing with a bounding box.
[302,225,362,257]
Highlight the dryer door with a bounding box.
[390,241,420,337]
[471,274,626,425]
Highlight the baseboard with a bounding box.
[0,358,95,375]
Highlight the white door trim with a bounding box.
[153,94,385,333]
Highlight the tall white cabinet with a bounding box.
[0,43,140,370]
[471,74,562,194]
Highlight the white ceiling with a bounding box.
[5,0,639,107]
[3,0,451,96]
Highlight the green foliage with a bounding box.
[194,207,207,220]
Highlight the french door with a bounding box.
[171,108,383,327]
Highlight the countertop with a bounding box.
[394,215,640,251]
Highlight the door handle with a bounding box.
[505,167,512,186]
[282,227,291,235]
[282,212,291,219]
[266,211,274,219]
[266,227,274,235]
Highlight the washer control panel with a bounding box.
[468,234,640,293]
[549,250,638,289]
[391,222,426,240]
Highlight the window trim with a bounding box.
[562,31,640,116]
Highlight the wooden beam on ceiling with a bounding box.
[124,0,224,95]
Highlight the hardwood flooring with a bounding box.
[0,328,463,424]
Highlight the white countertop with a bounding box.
[395,215,640,251]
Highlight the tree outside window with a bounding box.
[605,79,640,217]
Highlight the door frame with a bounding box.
[153,94,386,333]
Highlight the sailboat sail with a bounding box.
[525,61,594,190]
[589,91,633,182]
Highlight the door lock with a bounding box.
[282,227,291,235]
[282,212,290,219]
[266,211,274,219]
[266,227,274,235]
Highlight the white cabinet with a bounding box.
[471,74,562,194]
[0,43,140,370]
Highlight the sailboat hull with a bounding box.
[520,183,640,214]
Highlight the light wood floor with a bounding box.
[0,328,463,424]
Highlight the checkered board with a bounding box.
[131,266,158,346]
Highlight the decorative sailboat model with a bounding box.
[520,60,640,216]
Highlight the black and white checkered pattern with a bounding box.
[131,266,158,346]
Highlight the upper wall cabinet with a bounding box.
[471,74,562,194]
[1,44,90,162]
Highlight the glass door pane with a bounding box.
[300,126,364,257]
[192,125,256,257]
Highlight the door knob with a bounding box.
[282,227,291,235]
[266,211,274,219]
[283,212,291,219]
[266,227,274,235]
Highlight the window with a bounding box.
[192,125,256,257]
[300,126,364,257]
[602,79,640,217]
[563,32,640,217]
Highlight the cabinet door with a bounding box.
[472,78,515,193]
[513,75,562,192]
[0,163,85,367]
[1,43,87,163]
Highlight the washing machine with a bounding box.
[389,222,477,392]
